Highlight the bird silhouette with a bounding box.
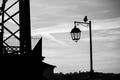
[84,16,88,22]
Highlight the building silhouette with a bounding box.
[33,38,56,80]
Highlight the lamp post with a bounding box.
[70,16,94,80]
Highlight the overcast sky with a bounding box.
[1,0,120,73]
[30,0,120,73]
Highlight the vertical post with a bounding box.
[19,0,25,55]
[0,32,3,55]
[24,0,31,54]
[19,0,31,55]
[0,0,6,55]
[89,21,94,80]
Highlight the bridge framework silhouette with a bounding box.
[0,0,55,79]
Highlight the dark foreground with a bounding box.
[54,72,120,80]
[0,57,42,79]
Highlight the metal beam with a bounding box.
[19,0,31,55]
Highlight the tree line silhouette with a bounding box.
[53,71,120,80]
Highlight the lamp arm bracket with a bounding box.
[74,21,89,28]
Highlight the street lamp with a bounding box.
[70,24,81,43]
[70,16,94,80]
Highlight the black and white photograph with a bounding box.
[0,0,120,80]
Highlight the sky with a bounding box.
[1,0,120,73]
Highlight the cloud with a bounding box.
[31,0,120,23]
[32,23,72,45]
[32,23,71,34]
[32,17,120,44]
[39,33,67,46]
[81,36,120,42]
[32,17,120,34]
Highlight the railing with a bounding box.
[1,37,41,55]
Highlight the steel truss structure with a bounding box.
[0,0,31,56]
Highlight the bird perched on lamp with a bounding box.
[84,16,88,22]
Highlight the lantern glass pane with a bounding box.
[71,33,74,40]
[78,32,81,40]
[73,33,75,40]
[75,33,78,40]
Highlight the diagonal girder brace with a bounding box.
[3,29,20,42]
[4,12,20,26]
[3,25,20,40]
[4,11,19,23]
